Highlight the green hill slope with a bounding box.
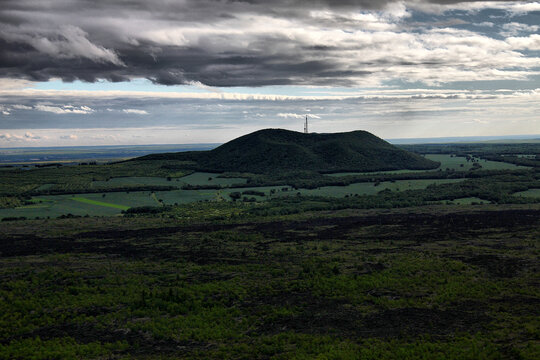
[139,129,439,173]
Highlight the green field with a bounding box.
[222,180,465,200]
[426,154,528,171]
[514,188,540,198]
[0,195,122,218]
[0,192,159,219]
[154,189,220,204]
[325,154,528,177]
[72,197,130,210]
[0,179,468,219]
[299,179,465,198]
[0,188,233,219]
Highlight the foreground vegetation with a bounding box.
[1,202,539,359]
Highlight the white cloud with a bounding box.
[60,134,78,140]
[507,34,540,51]
[409,1,540,16]
[277,113,321,119]
[91,134,118,141]
[505,2,540,15]
[0,133,16,140]
[122,109,149,115]
[12,104,32,110]
[2,87,540,104]
[0,132,42,141]
[24,131,40,140]
[472,119,489,124]
[34,104,94,114]
[0,78,35,90]
[277,113,305,119]
[474,22,494,28]
[501,22,540,37]
[0,105,10,115]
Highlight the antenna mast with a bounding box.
[304,115,308,134]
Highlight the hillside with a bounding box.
[139,129,439,173]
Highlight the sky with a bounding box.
[0,0,539,147]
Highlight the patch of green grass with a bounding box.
[326,154,528,177]
[426,154,528,171]
[514,188,540,198]
[0,193,149,218]
[298,179,465,197]
[71,197,130,210]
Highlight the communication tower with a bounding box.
[304,115,308,134]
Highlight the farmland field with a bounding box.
[325,154,528,177]
[0,193,157,218]
[0,179,467,219]
[0,195,123,218]
[221,180,467,200]
[71,197,131,210]
[298,179,465,197]
[514,188,540,198]
[425,154,528,171]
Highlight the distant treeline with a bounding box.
[479,154,540,168]
[399,142,540,155]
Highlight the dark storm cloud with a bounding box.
[1,0,539,86]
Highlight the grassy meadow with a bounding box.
[325,154,529,177]
[514,188,540,198]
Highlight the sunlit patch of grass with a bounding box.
[72,197,130,210]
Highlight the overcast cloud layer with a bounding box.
[2,0,540,86]
[0,1,539,146]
